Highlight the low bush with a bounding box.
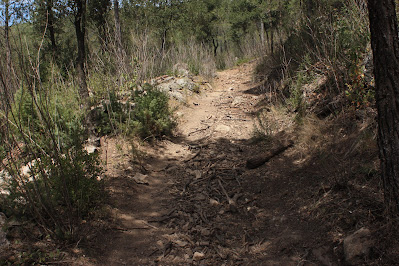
[0,82,104,241]
[131,84,176,140]
[90,84,176,140]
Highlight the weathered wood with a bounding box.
[246,141,294,169]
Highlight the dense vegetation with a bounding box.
[2,0,397,263]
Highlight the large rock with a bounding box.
[343,227,373,265]
[153,75,199,102]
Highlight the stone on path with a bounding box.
[215,124,231,133]
[193,251,205,261]
[343,227,373,265]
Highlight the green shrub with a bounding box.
[131,84,176,139]
[90,84,175,140]
[0,83,104,241]
[91,90,127,135]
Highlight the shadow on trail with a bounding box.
[84,119,386,265]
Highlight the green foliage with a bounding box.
[11,84,85,150]
[345,64,375,109]
[131,84,176,140]
[91,90,126,135]
[3,147,103,233]
[90,84,175,140]
[0,80,104,241]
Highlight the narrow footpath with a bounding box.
[82,61,337,265]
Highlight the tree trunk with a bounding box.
[3,0,16,101]
[270,30,274,54]
[368,0,399,215]
[260,19,265,45]
[74,0,89,100]
[114,0,123,56]
[46,0,57,56]
[4,0,12,76]
[212,38,219,57]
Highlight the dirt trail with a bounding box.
[83,62,337,265]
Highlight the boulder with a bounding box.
[343,227,373,265]
[153,75,199,102]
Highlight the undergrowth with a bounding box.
[90,84,176,140]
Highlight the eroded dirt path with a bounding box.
[84,62,337,265]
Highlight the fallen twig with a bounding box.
[218,179,235,205]
[184,150,201,162]
[188,125,210,136]
[246,140,294,169]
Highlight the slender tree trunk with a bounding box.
[114,0,123,56]
[161,28,168,56]
[74,0,89,100]
[368,0,399,215]
[270,30,274,54]
[46,0,57,56]
[3,0,16,101]
[212,38,219,57]
[4,0,12,76]
[260,19,265,45]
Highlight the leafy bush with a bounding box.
[90,90,127,135]
[91,84,176,140]
[256,0,370,115]
[131,84,176,139]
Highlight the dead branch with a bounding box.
[218,178,236,205]
[246,140,294,169]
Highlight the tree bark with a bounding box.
[46,0,57,56]
[212,38,219,57]
[4,0,12,76]
[3,0,17,101]
[114,0,123,56]
[260,19,265,45]
[74,0,89,100]
[368,0,399,215]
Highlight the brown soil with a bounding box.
[75,61,393,265]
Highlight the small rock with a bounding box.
[200,228,211,236]
[173,240,188,247]
[344,227,373,265]
[193,251,205,261]
[84,145,99,154]
[194,170,202,179]
[195,194,206,201]
[131,173,149,185]
[215,124,230,133]
[209,199,219,206]
[231,96,245,107]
